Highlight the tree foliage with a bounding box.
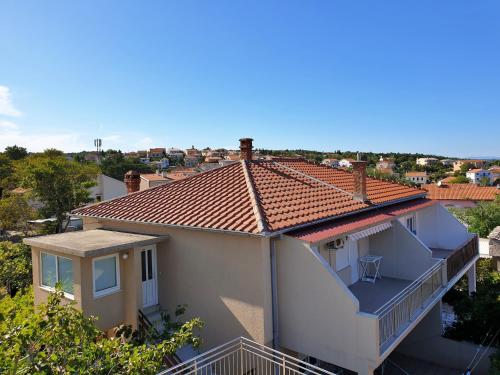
[0,194,37,232]
[4,145,28,161]
[99,150,154,181]
[0,288,203,374]
[0,241,32,296]
[15,154,99,232]
[444,259,500,345]
[450,197,500,237]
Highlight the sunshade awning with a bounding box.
[347,222,392,241]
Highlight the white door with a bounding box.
[349,240,359,282]
[141,246,158,308]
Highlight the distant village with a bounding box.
[66,144,500,211]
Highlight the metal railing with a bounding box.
[375,261,446,354]
[158,337,336,375]
[447,234,479,281]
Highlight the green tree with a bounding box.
[100,150,154,181]
[4,145,28,160]
[0,241,32,296]
[0,193,37,233]
[16,154,100,233]
[0,288,202,374]
[450,197,500,237]
[450,175,470,184]
[0,153,14,197]
[480,176,491,186]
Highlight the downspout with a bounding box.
[270,236,279,349]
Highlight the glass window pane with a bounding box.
[94,257,117,292]
[58,257,73,294]
[141,251,146,282]
[147,250,153,280]
[41,253,57,288]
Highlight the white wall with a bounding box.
[100,175,127,201]
[369,221,438,280]
[416,204,470,250]
[88,174,127,201]
[276,235,379,374]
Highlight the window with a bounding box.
[93,254,120,297]
[406,215,417,235]
[40,252,74,295]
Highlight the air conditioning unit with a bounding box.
[326,237,346,250]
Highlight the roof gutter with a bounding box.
[272,193,428,238]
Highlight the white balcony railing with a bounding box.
[158,337,336,375]
[375,260,446,353]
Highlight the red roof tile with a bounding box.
[74,159,425,234]
[289,198,436,243]
[424,183,499,201]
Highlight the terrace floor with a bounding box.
[431,248,455,259]
[349,277,411,314]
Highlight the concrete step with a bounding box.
[142,304,160,316]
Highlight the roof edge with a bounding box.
[241,160,268,233]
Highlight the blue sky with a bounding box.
[1,1,499,157]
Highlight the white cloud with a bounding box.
[0,86,22,117]
[0,120,19,130]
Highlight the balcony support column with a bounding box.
[467,263,477,295]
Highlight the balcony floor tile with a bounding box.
[349,277,412,314]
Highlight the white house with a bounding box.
[416,157,439,166]
[321,158,340,168]
[339,158,356,168]
[466,169,492,185]
[88,174,128,202]
[405,171,428,185]
[166,148,185,160]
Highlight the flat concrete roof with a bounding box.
[24,229,166,257]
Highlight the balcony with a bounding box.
[431,234,479,282]
[158,337,336,375]
[350,261,446,354]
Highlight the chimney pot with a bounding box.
[124,170,141,194]
[239,138,253,161]
[351,160,368,203]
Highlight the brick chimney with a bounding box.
[351,157,368,203]
[124,170,141,194]
[239,138,253,161]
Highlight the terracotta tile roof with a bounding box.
[74,159,425,235]
[140,173,169,182]
[289,198,436,243]
[467,169,485,173]
[423,183,499,201]
[406,171,427,177]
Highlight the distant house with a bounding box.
[165,168,198,181]
[149,148,166,159]
[321,158,340,168]
[375,157,396,176]
[139,173,171,190]
[423,182,499,208]
[489,166,500,184]
[453,159,486,172]
[225,151,241,161]
[406,171,428,185]
[376,157,395,171]
[185,146,201,157]
[339,158,356,168]
[166,148,185,160]
[440,159,454,167]
[149,158,169,171]
[466,169,492,185]
[184,155,200,168]
[416,157,439,166]
[84,152,100,163]
[88,174,128,202]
